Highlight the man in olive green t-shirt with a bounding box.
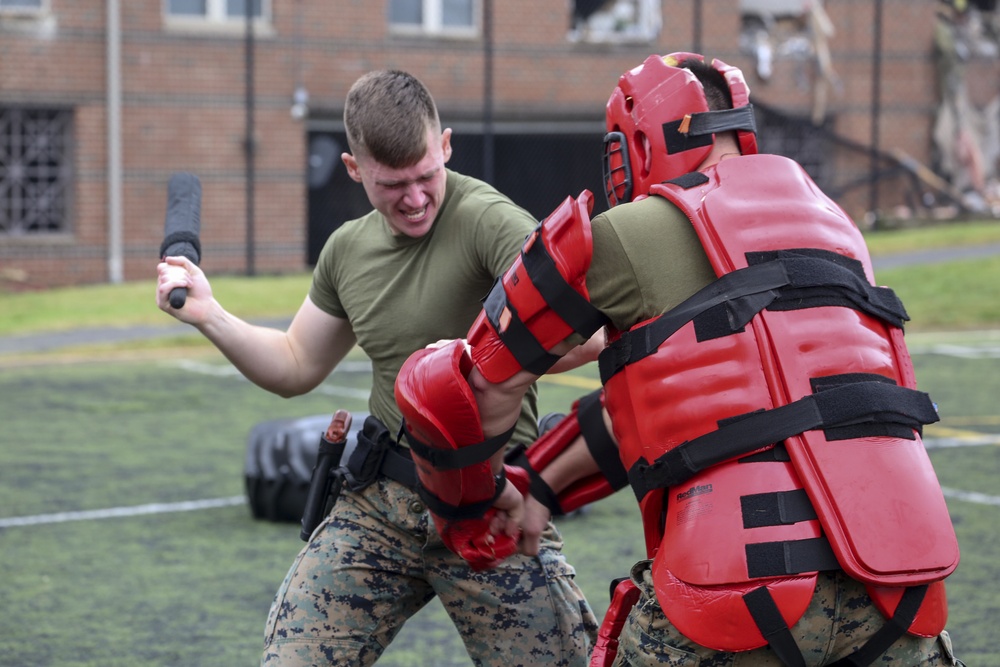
[157,69,598,667]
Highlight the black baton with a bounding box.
[159,172,202,309]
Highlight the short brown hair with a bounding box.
[343,69,441,168]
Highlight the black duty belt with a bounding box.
[340,415,418,491]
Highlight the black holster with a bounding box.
[298,416,417,542]
[299,431,347,541]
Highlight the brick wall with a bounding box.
[0,0,991,288]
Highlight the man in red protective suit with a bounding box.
[395,54,965,666]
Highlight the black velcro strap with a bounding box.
[664,172,709,189]
[482,280,562,376]
[742,586,807,667]
[685,105,759,138]
[577,389,628,490]
[811,373,922,441]
[599,250,910,383]
[400,421,515,471]
[504,443,565,516]
[828,585,928,667]
[662,106,757,156]
[663,118,714,155]
[745,536,841,578]
[521,227,610,338]
[599,259,791,383]
[741,489,817,529]
[739,442,791,463]
[415,469,506,522]
[627,380,939,501]
[159,231,202,262]
[746,249,909,328]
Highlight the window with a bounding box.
[0,0,43,11]
[0,0,42,11]
[0,107,73,236]
[165,0,269,25]
[569,0,661,43]
[389,0,478,37]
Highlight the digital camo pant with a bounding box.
[262,476,598,666]
[612,560,963,667]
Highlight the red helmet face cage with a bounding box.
[602,130,632,206]
[603,53,758,208]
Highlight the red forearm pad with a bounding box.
[510,390,625,515]
[469,191,600,383]
[394,340,519,569]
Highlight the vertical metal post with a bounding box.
[869,0,884,217]
[693,0,703,55]
[245,0,256,276]
[106,0,123,283]
[482,0,495,185]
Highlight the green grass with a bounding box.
[0,274,312,337]
[1,341,998,666]
[862,219,1000,256]
[877,256,1000,331]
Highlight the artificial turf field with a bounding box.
[1,331,997,666]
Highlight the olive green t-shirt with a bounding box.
[586,194,717,331]
[309,169,540,443]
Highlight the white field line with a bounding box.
[925,434,1000,448]
[0,496,246,529]
[910,344,1000,359]
[3,479,998,530]
[940,488,1000,506]
[170,359,371,400]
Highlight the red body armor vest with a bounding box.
[600,154,958,652]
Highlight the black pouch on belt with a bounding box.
[341,416,418,492]
[341,416,394,491]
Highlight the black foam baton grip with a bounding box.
[300,410,353,542]
[159,172,202,309]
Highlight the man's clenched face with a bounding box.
[343,126,453,238]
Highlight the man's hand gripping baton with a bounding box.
[159,172,202,309]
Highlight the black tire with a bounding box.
[244,413,366,522]
[537,412,567,436]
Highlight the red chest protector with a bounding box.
[599,154,958,653]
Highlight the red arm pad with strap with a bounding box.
[394,340,528,570]
[506,389,627,515]
[469,190,608,384]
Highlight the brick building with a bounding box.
[1,0,997,288]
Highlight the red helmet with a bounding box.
[603,53,758,207]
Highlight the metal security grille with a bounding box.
[0,107,72,235]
